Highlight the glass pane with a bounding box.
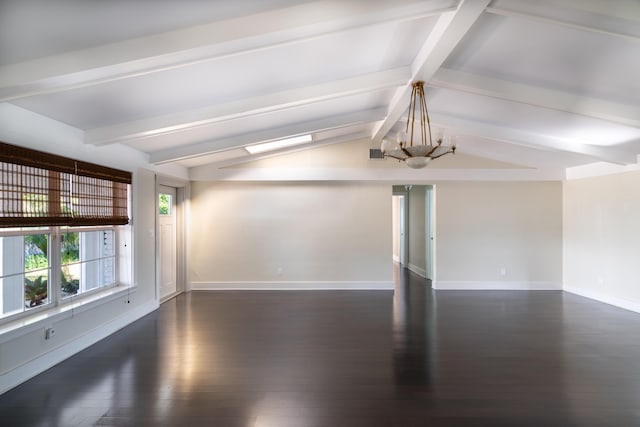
[159,194,171,216]
[24,234,48,272]
[83,260,102,291]
[1,275,24,316]
[61,232,80,266]
[102,230,115,258]
[101,257,115,287]
[61,267,79,297]
[62,229,116,298]
[60,232,80,298]
[24,269,49,309]
[0,235,24,276]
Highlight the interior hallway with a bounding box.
[1,266,640,426]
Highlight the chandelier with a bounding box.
[380,81,456,169]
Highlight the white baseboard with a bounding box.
[190,281,394,291]
[0,300,158,395]
[432,281,562,290]
[407,263,426,278]
[563,286,640,314]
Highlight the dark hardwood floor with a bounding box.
[2,267,640,426]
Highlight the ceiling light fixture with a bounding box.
[380,81,456,169]
[245,134,313,154]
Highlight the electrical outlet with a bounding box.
[45,327,56,340]
[500,267,507,276]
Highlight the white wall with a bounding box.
[434,181,563,290]
[189,182,393,289]
[563,170,640,313]
[0,104,161,394]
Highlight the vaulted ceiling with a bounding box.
[1,0,639,179]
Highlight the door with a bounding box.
[425,185,435,280]
[158,185,177,300]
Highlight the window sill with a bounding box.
[0,285,136,344]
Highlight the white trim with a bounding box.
[432,281,562,290]
[160,290,182,303]
[392,255,400,263]
[565,158,640,180]
[0,299,158,395]
[563,286,640,314]
[407,263,427,279]
[190,281,394,291]
[189,166,566,182]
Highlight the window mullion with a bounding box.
[50,227,61,307]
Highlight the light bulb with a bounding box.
[405,157,430,169]
[381,138,401,154]
[432,127,443,145]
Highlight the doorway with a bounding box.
[392,185,435,281]
[392,195,406,265]
[158,185,178,301]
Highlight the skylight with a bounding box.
[245,134,313,154]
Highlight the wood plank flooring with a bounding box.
[2,267,640,426]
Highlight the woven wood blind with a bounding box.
[0,142,131,227]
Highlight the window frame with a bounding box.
[0,227,53,322]
[58,225,119,301]
[0,225,128,326]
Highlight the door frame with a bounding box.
[392,186,410,267]
[398,195,407,266]
[425,185,435,281]
[156,175,190,303]
[392,194,407,265]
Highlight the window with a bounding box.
[158,193,172,216]
[0,231,51,317]
[0,142,132,323]
[61,228,116,297]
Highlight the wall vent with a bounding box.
[369,148,384,160]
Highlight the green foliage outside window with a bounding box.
[24,234,49,307]
[159,194,171,215]
[61,232,79,264]
[25,276,48,307]
[24,234,48,271]
[61,232,80,296]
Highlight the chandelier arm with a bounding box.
[424,145,439,157]
[430,148,456,159]
[401,148,413,157]
[386,153,406,161]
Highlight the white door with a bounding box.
[158,185,177,300]
[425,186,435,280]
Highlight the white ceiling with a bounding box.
[1,0,639,176]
